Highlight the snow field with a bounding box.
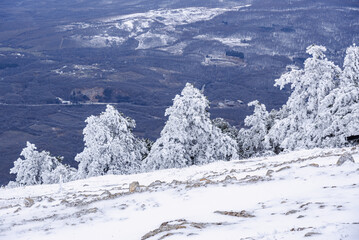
[1,147,358,239]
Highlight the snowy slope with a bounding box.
[0,147,358,240]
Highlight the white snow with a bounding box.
[100,6,250,27]
[194,34,251,47]
[135,32,176,50]
[72,34,126,48]
[1,147,358,240]
[159,41,189,55]
[59,5,251,50]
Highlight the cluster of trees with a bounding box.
[242,44,359,156]
[8,44,359,187]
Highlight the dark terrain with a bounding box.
[0,0,358,185]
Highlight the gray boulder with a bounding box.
[336,153,355,166]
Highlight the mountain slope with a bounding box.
[0,147,358,240]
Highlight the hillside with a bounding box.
[1,0,359,185]
[1,147,358,239]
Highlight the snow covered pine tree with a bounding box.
[9,141,73,186]
[143,83,238,171]
[267,45,341,150]
[237,100,270,158]
[75,105,147,179]
[320,44,359,146]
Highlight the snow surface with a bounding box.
[1,147,358,240]
[194,35,251,47]
[58,5,251,50]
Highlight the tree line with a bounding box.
[7,44,359,187]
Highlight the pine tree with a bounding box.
[237,101,270,158]
[75,105,147,179]
[143,83,238,171]
[267,45,341,150]
[9,142,71,186]
[212,117,239,140]
[320,44,359,146]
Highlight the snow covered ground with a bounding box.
[1,147,358,240]
[58,5,251,49]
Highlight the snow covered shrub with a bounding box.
[9,142,73,186]
[75,105,147,179]
[143,83,238,171]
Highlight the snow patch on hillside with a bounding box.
[58,5,251,50]
[135,32,176,50]
[194,35,252,47]
[100,6,249,27]
[72,34,126,48]
[1,147,358,240]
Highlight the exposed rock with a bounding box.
[199,178,212,184]
[75,207,98,218]
[276,166,291,172]
[24,197,34,208]
[300,202,311,209]
[285,210,298,215]
[304,232,321,237]
[14,207,21,213]
[185,182,203,189]
[148,180,164,187]
[101,190,112,198]
[214,210,255,218]
[171,180,183,185]
[337,153,355,166]
[290,227,308,231]
[129,181,140,193]
[224,175,237,181]
[308,163,319,167]
[141,219,225,240]
[266,169,274,177]
[242,175,264,183]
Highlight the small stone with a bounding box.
[199,178,211,184]
[87,207,98,213]
[266,170,274,176]
[214,210,255,218]
[337,153,355,166]
[24,197,34,208]
[14,207,21,213]
[276,166,291,172]
[285,210,298,215]
[101,190,112,198]
[171,180,182,185]
[224,175,237,181]
[148,180,164,187]
[129,181,140,193]
[304,232,321,237]
[309,163,319,167]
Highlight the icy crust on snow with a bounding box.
[58,5,250,49]
[1,147,359,240]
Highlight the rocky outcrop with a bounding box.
[337,153,355,166]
